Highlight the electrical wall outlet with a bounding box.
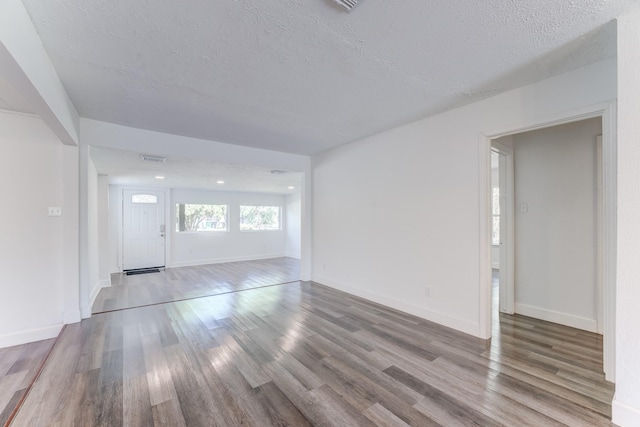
[48,207,62,217]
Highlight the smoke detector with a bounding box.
[331,0,363,12]
[140,154,167,164]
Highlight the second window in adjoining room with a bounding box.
[240,206,280,231]
[176,203,228,232]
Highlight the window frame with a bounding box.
[175,203,229,233]
[239,205,282,232]
[131,194,159,204]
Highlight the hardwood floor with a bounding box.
[9,269,614,426]
[0,339,55,426]
[92,257,300,314]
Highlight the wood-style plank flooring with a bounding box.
[9,264,615,426]
[92,257,300,314]
[0,339,55,426]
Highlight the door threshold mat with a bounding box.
[125,268,161,276]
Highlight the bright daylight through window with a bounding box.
[492,187,500,246]
[131,194,158,204]
[176,204,227,232]
[240,206,280,231]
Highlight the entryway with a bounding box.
[122,189,166,271]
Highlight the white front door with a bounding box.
[123,189,166,270]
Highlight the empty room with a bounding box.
[1,1,640,426]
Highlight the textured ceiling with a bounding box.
[90,147,302,194]
[21,0,635,155]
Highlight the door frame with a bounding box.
[119,187,169,272]
[491,143,515,315]
[477,101,616,381]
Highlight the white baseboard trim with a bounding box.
[0,324,63,349]
[167,253,286,269]
[284,252,301,259]
[81,305,92,319]
[515,303,598,332]
[85,279,112,319]
[313,275,480,337]
[613,397,640,426]
[62,309,81,324]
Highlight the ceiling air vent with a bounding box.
[331,0,362,12]
[270,169,288,175]
[140,154,167,164]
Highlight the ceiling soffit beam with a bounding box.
[0,0,79,146]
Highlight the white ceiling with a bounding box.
[20,0,633,156]
[90,147,302,194]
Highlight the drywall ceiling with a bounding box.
[90,146,302,194]
[22,0,633,155]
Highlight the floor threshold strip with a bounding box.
[92,280,302,315]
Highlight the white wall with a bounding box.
[97,174,110,286]
[86,156,111,311]
[86,156,99,314]
[108,184,121,273]
[170,189,286,267]
[613,10,640,427]
[61,143,79,325]
[312,58,616,337]
[285,192,302,258]
[512,118,601,332]
[0,111,79,347]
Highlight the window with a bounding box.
[240,206,280,231]
[131,194,158,204]
[492,187,500,246]
[176,204,227,232]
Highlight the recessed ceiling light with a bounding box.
[288,186,295,190]
[155,176,165,180]
[217,180,225,184]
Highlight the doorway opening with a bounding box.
[479,103,616,381]
[489,141,514,345]
[490,144,515,322]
